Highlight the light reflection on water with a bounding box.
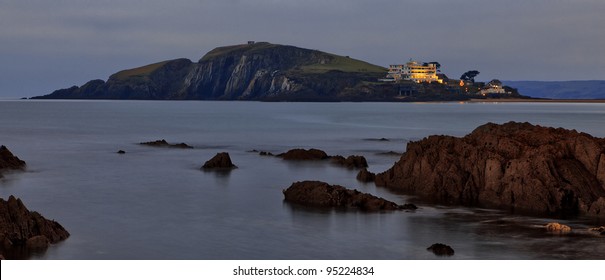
[0,100,604,259]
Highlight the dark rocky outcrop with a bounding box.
[0,195,70,258]
[0,146,26,178]
[276,149,369,170]
[202,152,237,169]
[375,121,605,217]
[331,155,368,169]
[277,148,329,161]
[117,150,126,154]
[282,180,413,211]
[427,243,455,256]
[356,168,376,183]
[140,139,193,149]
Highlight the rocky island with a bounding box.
[32,42,523,102]
[375,122,605,217]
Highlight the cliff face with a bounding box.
[375,122,605,217]
[35,42,387,101]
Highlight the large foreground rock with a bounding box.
[375,122,605,217]
[0,146,26,178]
[0,196,70,257]
[283,180,415,211]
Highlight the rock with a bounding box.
[278,148,329,161]
[588,226,605,235]
[140,139,193,149]
[259,151,274,156]
[117,150,126,154]
[282,180,406,211]
[26,235,50,251]
[0,196,69,257]
[202,152,237,169]
[356,168,376,182]
[401,203,418,210]
[331,155,368,169]
[375,122,605,217]
[427,243,455,256]
[0,145,26,178]
[545,222,572,233]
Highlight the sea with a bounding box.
[1,100,604,260]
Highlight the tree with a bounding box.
[460,70,480,82]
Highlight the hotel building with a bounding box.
[387,61,443,84]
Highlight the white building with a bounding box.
[387,60,443,83]
[479,79,509,95]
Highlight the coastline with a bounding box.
[468,98,605,103]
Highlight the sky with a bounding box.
[1,0,604,98]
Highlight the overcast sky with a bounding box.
[1,0,604,98]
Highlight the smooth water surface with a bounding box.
[1,100,604,259]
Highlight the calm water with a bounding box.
[1,100,604,259]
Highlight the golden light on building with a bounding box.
[459,80,464,87]
[386,60,443,84]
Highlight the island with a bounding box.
[32,42,524,102]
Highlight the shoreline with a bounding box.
[2,97,605,104]
[468,98,605,103]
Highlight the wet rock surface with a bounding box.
[202,152,237,169]
[356,168,376,182]
[427,243,455,256]
[545,222,572,233]
[589,226,605,235]
[375,121,605,217]
[283,180,412,212]
[0,145,26,178]
[0,195,70,259]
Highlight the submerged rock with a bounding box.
[0,195,70,258]
[427,243,455,256]
[202,152,237,169]
[375,121,605,217]
[140,139,193,149]
[0,145,26,178]
[283,180,410,212]
[331,155,368,169]
[277,148,329,160]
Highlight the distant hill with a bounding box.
[503,80,605,99]
[33,42,391,101]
